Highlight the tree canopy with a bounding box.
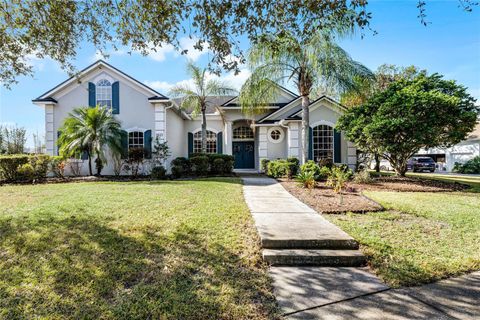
[1,0,477,88]
[337,73,479,176]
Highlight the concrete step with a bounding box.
[262,238,359,250]
[263,249,366,267]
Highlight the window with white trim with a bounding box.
[233,126,254,140]
[267,127,284,143]
[193,130,217,153]
[312,125,333,161]
[96,79,112,108]
[128,131,144,150]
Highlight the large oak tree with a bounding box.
[1,0,477,88]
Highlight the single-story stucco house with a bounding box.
[417,122,480,172]
[32,60,356,175]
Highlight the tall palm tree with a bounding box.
[240,30,373,163]
[58,106,124,176]
[169,61,237,153]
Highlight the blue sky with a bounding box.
[1,0,479,146]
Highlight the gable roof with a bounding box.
[172,95,237,114]
[33,60,168,102]
[289,95,347,118]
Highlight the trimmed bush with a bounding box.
[267,160,288,178]
[353,169,373,184]
[318,166,332,180]
[261,159,270,172]
[212,158,225,174]
[16,163,35,182]
[151,166,167,180]
[453,156,480,174]
[171,157,190,178]
[300,160,321,178]
[50,156,66,178]
[190,155,209,176]
[286,157,300,178]
[0,155,29,181]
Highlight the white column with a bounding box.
[287,122,300,159]
[45,104,55,155]
[154,103,166,142]
[225,121,233,155]
[258,126,268,171]
[347,140,357,169]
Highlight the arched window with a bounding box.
[96,79,112,108]
[193,130,217,153]
[233,126,254,140]
[312,125,333,161]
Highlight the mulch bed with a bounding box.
[280,179,384,214]
[279,175,469,214]
[350,176,469,193]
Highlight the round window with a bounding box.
[267,127,284,143]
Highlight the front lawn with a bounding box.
[325,190,480,287]
[0,178,277,319]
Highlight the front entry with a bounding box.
[233,141,255,169]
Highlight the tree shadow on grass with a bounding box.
[0,215,278,319]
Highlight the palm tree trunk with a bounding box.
[201,107,207,154]
[301,94,310,164]
[87,151,93,176]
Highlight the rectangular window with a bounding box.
[128,131,144,150]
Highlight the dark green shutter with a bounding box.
[57,131,61,156]
[188,132,193,156]
[334,129,341,163]
[112,81,119,114]
[308,127,313,161]
[144,130,152,159]
[121,130,128,159]
[217,132,223,154]
[81,151,88,160]
[88,82,96,107]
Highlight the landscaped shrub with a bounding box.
[261,159,270,172]
[300,160,321,179]
[124,147,146,177]
[0,155,29,181]
[50,156,66,178]
[453,156,480,174]
[318,166,332,180]
[151,166,167,179]
[0,154,51,182]
[171,157,190,178]
[206,154,234,174]
[190,155,209,176]
[296,171,316,189]
[212,158,225,174]
[318,158,334,169]
[286,157,300,178]
[326,166,351,204]
[353,169,373,184]
[16,163,35,181]
[267,160,289,178]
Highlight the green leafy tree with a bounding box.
[338,73,479,176]
[1,1,476,88]
[169,61,236,153]
[341,64,423,171]
[240,30,373,163]
[58,106,124,176]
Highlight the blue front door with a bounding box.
[233,141,255,169]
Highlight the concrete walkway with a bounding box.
[241,175,480,319]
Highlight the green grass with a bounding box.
[0,178,278,319]
[325,190,480,287]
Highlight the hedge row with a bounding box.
[171,153,234,178]
[0,154,51,182]
[453,156,480,174]
[264,157,299,179]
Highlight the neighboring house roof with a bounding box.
[33,60,168,103]
[467,122,480,141]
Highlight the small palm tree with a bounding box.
[240,30,373,163]
[169,61,237,153]
[58,106,124,176]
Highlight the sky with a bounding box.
[1,0,479,147]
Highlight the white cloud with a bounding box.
[178,37,210,62]
[90,48,128,62]
[144,80,176,92]
[145,43,176,62]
